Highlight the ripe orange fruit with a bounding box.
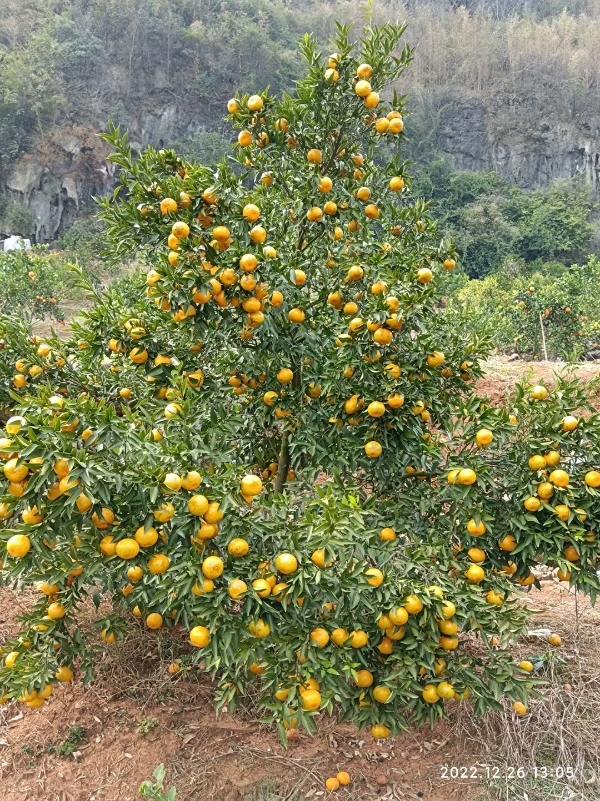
[564,545,579,561]
[512,701,527,715]
[240,475,262,496]
[438,619,458,636]
[228,579,248,599]
[46,602,66,620]
[337,772,351,786]
[355,669,373,687]
[486,590,503,606]
[519,661,534,672]
[310,628,330,648]
[380,527,396,542]
[365,441,382,458]
[135,526,159,547]
[3,458,28,482]
[146,613,163,630]
[7,534,31,558]
[289,308,305,323]
[371,724,390,739]
[530,385,548,400]
[524,496,541,512]
[404,595,423,614]
[116,538,140,560]
[475,428,493,447]
[331,628,349,646]
[465,565,484,584]
[437,681,455,699]
[440,600,456,619]
[228,538,250,557]
[498,535,517,552]
[325,777,339,791]
[549,469,569,487]
[467,547,486,563]
[365,568,383,587]
[163,472,182,492]
[548,633,562,646]
[372,685,391,703]
[190,625,210,647]
[585,470,600,487]
[247,94,263,111]
[181,471,202,490]
[202,556,223,579]
[355,79,372,97]
[127,565,143,582]
[389,606,409,625]
[275,553,298,574]
[148,554,170,574]
[349,630,368,647]
[457,468,477,485]
[467,519,486,536]
[249,618,270,638]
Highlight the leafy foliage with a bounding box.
[413,159,597,278]
[0,247,72,322]
[454,256,600,358]
[140,764,176,800]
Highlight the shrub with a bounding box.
[1,22,600,743]
[0,246,72,322]
[454,256,600,359]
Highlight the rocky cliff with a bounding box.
[2,97,600,243]
[0,127,117,243]
[437,99,600,194]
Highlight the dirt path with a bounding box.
[476,355,600,407]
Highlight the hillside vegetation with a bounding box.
[2,0,600,178]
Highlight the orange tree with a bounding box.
[2,22,600,740]
[0,246,67,323]
[507,278,588,360]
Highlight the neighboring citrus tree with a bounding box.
[1,22,600,741]
[454,256,600,360]
[0,246,70,323]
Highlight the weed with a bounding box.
[139,764,176,800]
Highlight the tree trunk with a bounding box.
[274,429,290,494]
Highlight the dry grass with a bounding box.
[450,585,600,801]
